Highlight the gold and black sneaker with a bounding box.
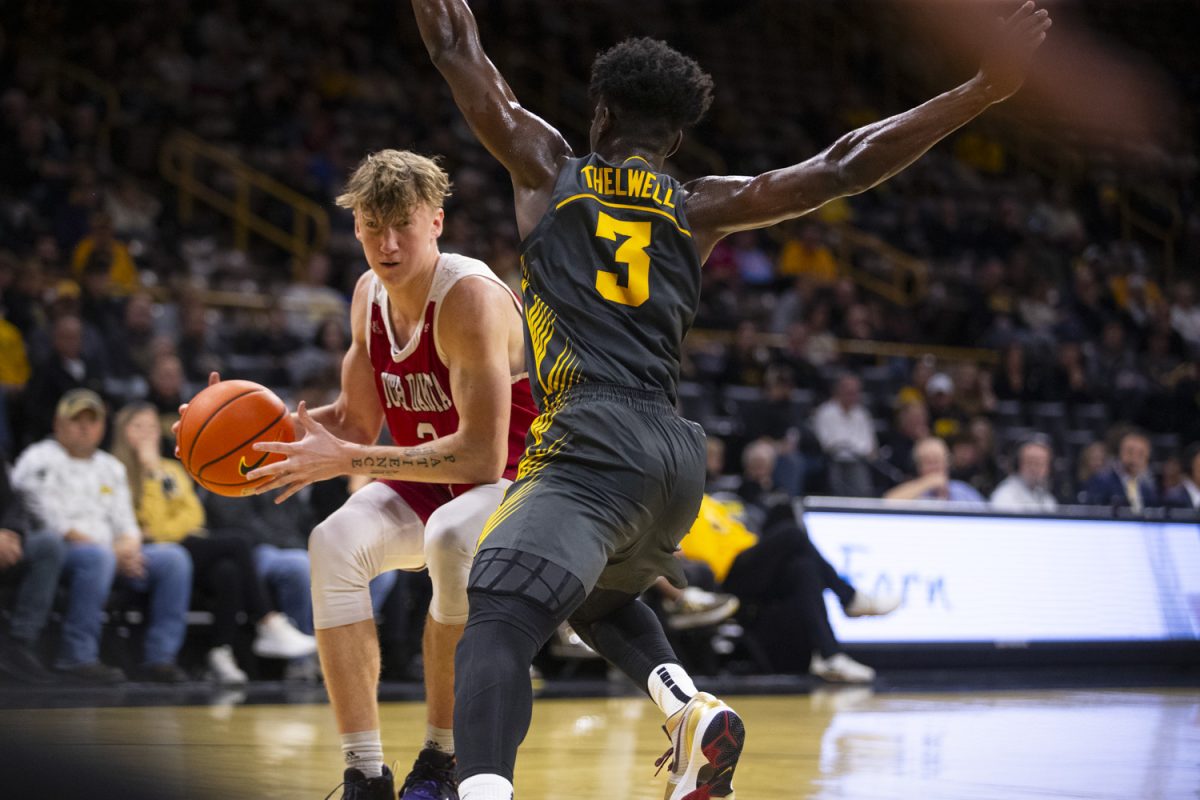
[656,692,745,800]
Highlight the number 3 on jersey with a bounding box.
[594,211,652,307]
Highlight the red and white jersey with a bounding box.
[366,252,538,522]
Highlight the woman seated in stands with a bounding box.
[112,402,317,683]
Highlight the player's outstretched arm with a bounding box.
[410,1,571,209]
[685,1,1051,259]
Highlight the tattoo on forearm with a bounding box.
[351,451,457,475]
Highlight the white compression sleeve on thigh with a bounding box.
[422,481,510,625]
[310,482,425,630]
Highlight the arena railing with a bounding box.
[42,60,333,280]
[158,130,331,279]
[836,227,930,308]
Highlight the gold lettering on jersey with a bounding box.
[579,165,676,211]
[380,372,452,413]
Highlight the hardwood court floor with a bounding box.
[2,688,1197,799]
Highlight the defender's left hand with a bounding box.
[248,402,349,503]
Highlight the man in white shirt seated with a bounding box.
[812,373,878,496]
[12,390,193,684]
[990,438,1059,513]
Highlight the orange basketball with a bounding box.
[176,380,295,497]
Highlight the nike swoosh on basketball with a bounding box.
[238,453,269,477]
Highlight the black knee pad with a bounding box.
[468,548,586,619]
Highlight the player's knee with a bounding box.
[423,507,475,566]
[309,512,376,591]
[423,508,475,625]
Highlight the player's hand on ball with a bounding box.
[977,0,1052,103]
[247,401,348,504]
[172,372,221,458]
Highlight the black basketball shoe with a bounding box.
[328,765,394,800]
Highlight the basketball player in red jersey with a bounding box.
[245,150,536,800]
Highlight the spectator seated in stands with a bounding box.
[719,321,771,388]
[12,390,192,683]
[883,437,986,506]
[101,290,157,403]
[990,438,1059,512]
[883,401,929,480]
[732,439,791,530]
[777,223,839,285]
[812,373,877,497]
[1081,428,1161,510]
[288,316,347,388]
[1165,443,1200,510]
[744,365,806,497]
[1073,441,1109,503]
[70,211,140,295]
[113,403,316,684]
[1170,282,1200,352]
[0,452,64,683]
[896,354,936,408]
[146,354,187,451]
[682,495,899,682]
[925,372,967,440]
[20,313,105,450]
[704,436,738,494]
[176,302,228,386]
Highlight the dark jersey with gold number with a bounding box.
[518,153,701,409]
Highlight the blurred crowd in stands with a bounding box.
[0,0,1198,685]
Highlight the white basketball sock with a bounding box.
[341,729,384,778]
[648,662,698,718]
[424,723,455,755]
[459,773,514,800]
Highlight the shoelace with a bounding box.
[653,746,675,777]
[653,720,680,778]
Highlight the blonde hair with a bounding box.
[335,149,452,225]
[112,402,158,511]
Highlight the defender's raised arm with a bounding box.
[684,1,1052,259]
[410,0,570,203]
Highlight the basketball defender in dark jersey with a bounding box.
[411,3,1051,798]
